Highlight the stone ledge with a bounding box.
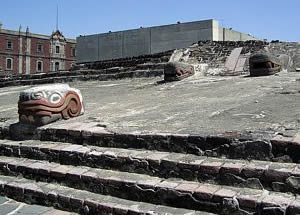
[2,122,300,163]
[0,69,164,89]
[0,175,213,215]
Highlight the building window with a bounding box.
[55,62,59,71]
[37,44,43,53]
[36,61,43,72]
[71,48,76,57]
[56,46,60,54]
[6,58,13,70]
[7,40,13,50]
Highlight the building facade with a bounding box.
[77,19,259,63]
[0,24,76,75]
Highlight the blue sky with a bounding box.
[0,0,299,41]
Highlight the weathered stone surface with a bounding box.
[265,162,296,182]
[287,196,300,214]
[18,84,84,126]
[0,174,215,215]
[222,197,240,215]
[286,176,300,191]
[262,207,285,215]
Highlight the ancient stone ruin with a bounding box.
[0,40,299,215]
[18,84,84,126]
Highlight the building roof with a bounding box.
[0,27,76,43]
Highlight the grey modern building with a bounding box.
[76,19,258,63]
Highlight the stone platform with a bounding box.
[1,70,300,136]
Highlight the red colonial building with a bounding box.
[0,23,76,75]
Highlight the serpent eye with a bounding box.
[49,93,62,104]
[31,91,44,100]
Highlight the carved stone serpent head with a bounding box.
[18,84,84,126]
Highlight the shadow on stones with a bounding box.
[155,80,166,85]
[8,122,38,141]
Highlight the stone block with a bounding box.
[50,165,74,179]
[213,188,238,203]
[158,180,181,190]
[271,135,294,146]
[175,182,200,193]
[287,196,300,214]
[42,209,74,215]
[264,163,296,183]
[194,184,221,201]
[177,155,206,170]
[220,160,247,175]
[200,158,224,176]
[242,160,270,179]
[66,167,90,182]
[236,188,266,209]
[84,198,99,213]
[261,192,295,209]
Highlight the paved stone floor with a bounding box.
[0,196,76,215]
[1,70,300,136]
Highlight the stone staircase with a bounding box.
[0,123,300,214]
[0,51,173,89]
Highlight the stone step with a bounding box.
[3,121,300,163]
[0,175,215,215]
[28,123,300,164]
[135,62,167,70]
[0,69,164,88]
[0,195,77,215]
[1,139,300,194]
[0,156,299,214]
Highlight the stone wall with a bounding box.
[0,50,173,88]
[174,40,268,67]
[218,28,259,41]
[84,50,172,70]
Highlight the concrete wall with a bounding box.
[123,28,151,58]
[76,35,98,63]
[218,27,259,41]
[77,19,216,63]
[76,20,260,63]
[150,20,214,54]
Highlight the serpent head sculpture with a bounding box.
[18,84,84,126]
[249,53,281,76]
[164,62,195,82]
